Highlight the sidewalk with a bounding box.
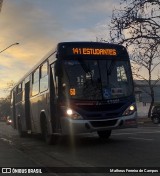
[137,116,158,127]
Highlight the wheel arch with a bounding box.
[40,111,47,133]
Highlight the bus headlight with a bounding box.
[122,104,136,116]
[67,109,73,115]
[66,108,83,120]
[8,119,12,123]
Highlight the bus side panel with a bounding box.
[39,92,50,132]
[30,96,39,133]
[30,92,50,134]
[11,90,17,129]
[15,93,26,132]
[50,63,62,133]
[24,81,32,131]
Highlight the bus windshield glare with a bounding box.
[62,59,133,100]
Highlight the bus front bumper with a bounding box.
[61,112,137,135]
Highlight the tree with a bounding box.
[0,96,10,118]
[110,0,160,45]
[0,81,15,119]
[4,80,15,94]
[109,0,160,118]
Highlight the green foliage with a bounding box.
[0,96,10,118]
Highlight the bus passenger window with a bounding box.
[22,81,25,102]
[32,69,39,84]
[17,83,22,94]
[15,83,23,103]
[117,66,127,82]
[32,68,40,96]
[40,62,48,92]
[40,62,48,78]
[11,90,13,104]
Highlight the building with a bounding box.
[134,80,160,117]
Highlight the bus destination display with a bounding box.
[72,48,117,56]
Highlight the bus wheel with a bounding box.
[97,130,112,140]
[18,118,27,137]
[42,118,56,145]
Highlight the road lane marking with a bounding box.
[128,137,154,141]
[113,131,160,136]
[113,132,137,135]
[0,137,13,144]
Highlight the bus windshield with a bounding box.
[62,59,133,100]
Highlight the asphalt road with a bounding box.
[0,122,160,175]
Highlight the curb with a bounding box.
[137,117,154,126]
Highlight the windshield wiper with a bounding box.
[107,60,116,75]
[78,60,93,83]
[78,60,91,73]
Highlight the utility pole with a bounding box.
[0,0,3,12]
[0,43,19,54]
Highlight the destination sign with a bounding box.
[72,48,117,56]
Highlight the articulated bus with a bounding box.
[10,42,137,144]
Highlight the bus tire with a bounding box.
[97,130,112,140]
[41,116,56,145]
[18,118,27,137]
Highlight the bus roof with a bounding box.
[11,48,56,90]
[11,41,127,90]
[57,41,125,48]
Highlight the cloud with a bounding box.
[0,0,120,97]
[0,1,57,96]
[0,0,62,48]
[72,0,118,14]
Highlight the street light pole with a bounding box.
[0,42,19,54]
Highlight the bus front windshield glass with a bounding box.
[62,59,133,100]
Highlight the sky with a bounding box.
[0,0,120,97]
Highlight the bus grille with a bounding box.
[90,119,117,127]
[85,112,120,120]
[78,103,124,112]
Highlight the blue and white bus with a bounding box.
[11,42,137,144]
